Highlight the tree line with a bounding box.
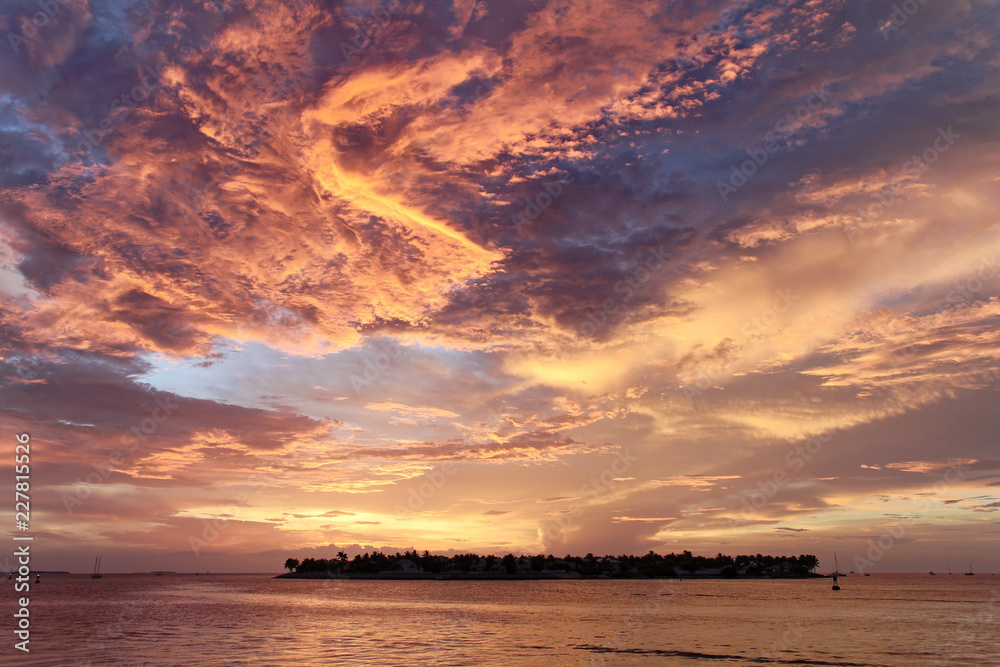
[283,550,820,577]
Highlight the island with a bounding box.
[276,550,823,579]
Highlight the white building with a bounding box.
[396,559,423,573]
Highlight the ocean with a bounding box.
[6,573,998,665]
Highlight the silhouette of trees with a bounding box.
[501,554,516,574]
[280,550,820,578]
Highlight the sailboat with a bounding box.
[965,563,974,576]
[91,556,102,579]
[831,553,843,590]
[830,552,846,577]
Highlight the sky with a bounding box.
[1,0,999,574]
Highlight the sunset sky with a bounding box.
[2,0,999,574]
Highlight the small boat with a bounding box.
[830,552,846,577]
[864,573,871,577]
[965,563,974,576]
[831,553,843,590]
[929,571,935,575]
[155,571,163,576]
[91,556,102,579]
[34,574,40,583]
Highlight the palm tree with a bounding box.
[284,558,300,573]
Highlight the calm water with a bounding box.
[5,573,998,665]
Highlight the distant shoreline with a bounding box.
[274,572,828,581]
[21,571,987,577]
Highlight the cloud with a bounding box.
[2,0,1000,571]
[364,402,461,420]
